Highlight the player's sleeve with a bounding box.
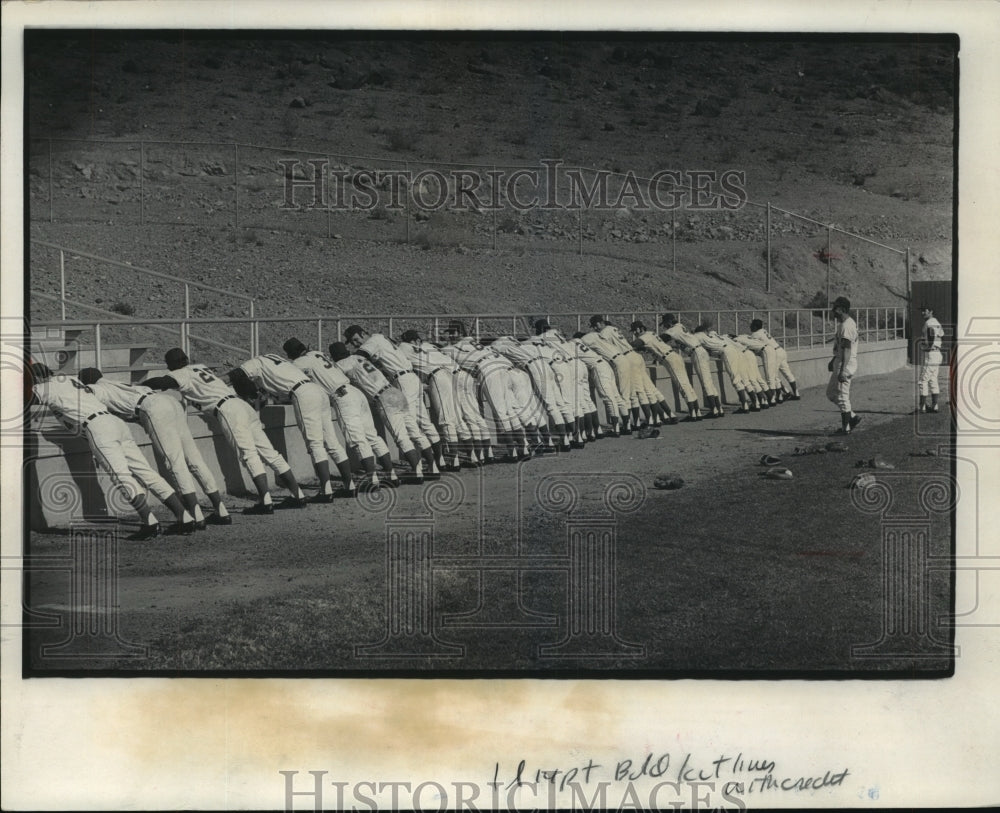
[144,375,181,391]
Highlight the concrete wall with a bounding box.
[26,339,909,530]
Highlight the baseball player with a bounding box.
[917,304,944,413]
[749,320,800,401]
[439,334,529,461]
[397,329,473,470]
[661,314,724,418]
[145,348,307,514]
[526,321,588,447]
[228,352,354,500]
[78,367,232,528]
[629,321,701,421]
[283,338,399,489]
[441,321,494,464]
[690,324,754,414]
[731,331,776,408]
[344,326,444,471]
[570,331,631,436]
[491,333,571,450]
[487,335,549,449]
[827,296,862,434]
[329,341,435,480]
[29,363,195,539]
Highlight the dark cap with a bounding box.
[832,296,851,312]
[400,329,421,343]
[446,320,467,337]
[630,321,646,333]
[78,367,103,385]
[343,324,365,341]
[328,342,350,361]
[750,319,763,331]
[534,319,550,334]
[283,337,308,359]
[589,314,605,327]
[660,313,678,327]
[919,303,933,311]
[165,347,189,370]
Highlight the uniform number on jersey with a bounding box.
[361,360,378,374]
[196,368,217,384]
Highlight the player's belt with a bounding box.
[373,384,392,399]
[290,380,308,395]
[610,352,625,359]
[213,395,237,416]
[133,393,150,415]
[81,411,111,430]
[427,366,447,377]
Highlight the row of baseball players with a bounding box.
[28,313,799,539]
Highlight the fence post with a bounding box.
[233,143,240,233]
[905,247,911,302]
[139,141,145,226]
[249,299,256,356]
[184,284,190,319]
[493,164,498,252]
[59,249,66,321]
[826,225,833,307]
[671,208,676,275]
[48,139,54,223]
[95,324,102,369]
[327,155,333,239]
[405,162,411,246]
[577,181,583,256]
[317,317,323,352]
[766,201,772,293]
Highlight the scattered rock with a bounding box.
[289,97,308,109]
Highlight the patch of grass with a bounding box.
[384,127,421,153]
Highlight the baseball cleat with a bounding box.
[930,405,940,413]
[205,513,233,526]
[310,491,336,503]
[194,519,207,531]
[164,520,196,536]
[277,496,309,509]
[849,415,863,430]
[244,502,275,515]
[130,523,162,541]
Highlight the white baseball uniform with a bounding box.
[580,329,638,408]
[664,324,720,399]
[827,314,859,413]
[240,353,347,465]
[696,331,748,392]
[293,350,390,460]
[33,376,176,504]
[336,354,428,454]
[156,363,291,480]
[88,379,218,498]
[633,331,698,403]
[566,336,629,422]
[493,336,572,426]
[398,341,469,443]
[358,333,440,445]
[919,314,944,396]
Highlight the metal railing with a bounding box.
[31,307,906,372]
[31,239,257,355]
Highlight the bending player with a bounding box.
[78,367,232,527]
[29,363,195,538]
[145,348,306,514]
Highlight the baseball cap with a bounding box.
[446,320,467,337]
[343,325,365,342]
[400,329,421,343]
[919,303,933,311]
[630,321,646,333]
[165,347,189,370]
[534,319,550,334]
[283,337,308,359]
[750,319,763,331]
[78,367,103,385]
[328,342,350,361]
[589,314,605,327]
[832,296,851,311]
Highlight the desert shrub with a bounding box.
[110,301,135,316]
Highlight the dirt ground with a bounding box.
[24,366,954,675]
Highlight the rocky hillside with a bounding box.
[26,33,955,328]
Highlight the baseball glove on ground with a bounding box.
[653,474,684,490]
